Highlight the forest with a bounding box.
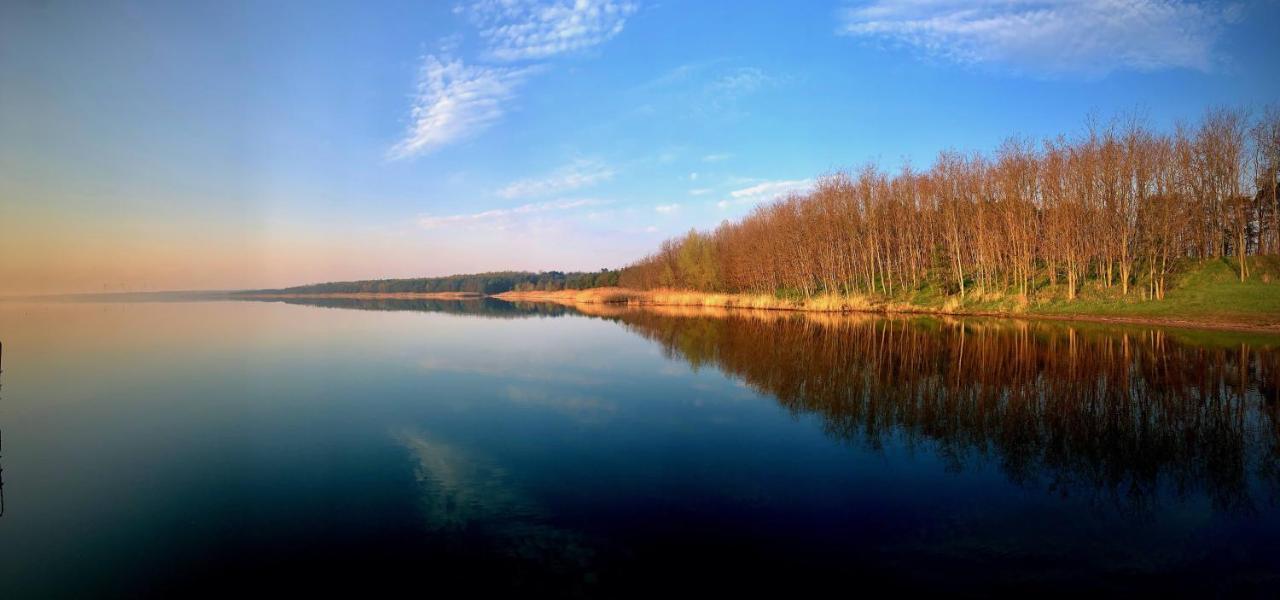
[620,107,1280,303]
[252,269,620,295]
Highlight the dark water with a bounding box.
[0,298,1278,596]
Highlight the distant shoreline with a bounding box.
[0,290,485,302]
[236,291,483,300]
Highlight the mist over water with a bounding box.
[0,298,1277,595]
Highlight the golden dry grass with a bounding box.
[495,287,882,313]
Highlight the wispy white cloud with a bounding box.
[654,203,680,214]
[729,179,813,200]
[718,178,813,209]
[637,59,728,90]
[437,32,465,53]
[460,0,639,62]
[636,62,776,117]
[688,188,713,196]
[701,153,732,162]
[497,159,615,198]
[838,0,1240,77]
[707,67,773,94]
[419,198,604,229]
[645,63,773,97]
[392,2,636,156]
[389,56,535,159]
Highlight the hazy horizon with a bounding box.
[4,1,1280,295]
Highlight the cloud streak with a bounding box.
[461,0,639,61]
[718,179,813,209]
[838,0,1239,77]
[635,61,775,118]
[418,198,603,229]
[389,56,535,159]
[707,67,773,95]
[497,159,615,198]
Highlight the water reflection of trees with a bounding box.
[609,309,1280,513]
[242,297,573,319]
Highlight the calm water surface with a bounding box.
[0,298,1277,596]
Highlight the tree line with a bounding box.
[247,296,576,318]
[620,107,1280,301]
[252,269,620,295]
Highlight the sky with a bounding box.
[2,0,1279,294]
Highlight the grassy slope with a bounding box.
[1027,256,1280,328]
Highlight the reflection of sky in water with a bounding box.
[396,429,596,576]
[398,430,531,531]
[0,299,1276,595]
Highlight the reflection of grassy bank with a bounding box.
[495,258,1280,333]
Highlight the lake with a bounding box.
[0,297,1277,596]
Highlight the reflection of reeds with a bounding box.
[609,312,1280,513]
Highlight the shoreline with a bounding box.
[237,291,483,300]
[494,287,1280,334]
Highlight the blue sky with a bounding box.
[2,0,1279,293]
